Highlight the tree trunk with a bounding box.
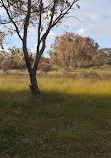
[29,70,40,95]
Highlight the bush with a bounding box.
[39,62,51,73]
[38,57,52,73]
[0,57,13,72]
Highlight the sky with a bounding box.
[1,0,111,57]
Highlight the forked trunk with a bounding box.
[29,71,40,95]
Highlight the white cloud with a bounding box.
[89,13,103,22]
[1,0,111,52]
[49,31,55,36]
[60,0,111,40]
[31,49,36,54]
[76,28,85,34]
[76,0,111,39]
[0,8,6,15]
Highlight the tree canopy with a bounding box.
[49,32,108,71]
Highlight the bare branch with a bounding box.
[0,20,11,24]
[33,0,56,71]
[23,0,32,71]
[33,36,46,71]
[48,0,56,28]
[52,0,79,27]
[44,1,53,10]
[65,16,83,23]
[37,0,42,54]
[33,0,42,71]
[1,0,23,41]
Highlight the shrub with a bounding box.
[0,57,13,72]
[38,57,52,73]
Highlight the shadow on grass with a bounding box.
[0,89,111,158]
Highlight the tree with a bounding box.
[0,56,13,72]
[0,49,13,72]
[0,30,5,49]
[38,56,51,73]
[92,49,108,66]
[0,48,33,71]
[9,47,34,69]
[0,0,80,95]
[49,32,100,70]
[99,48,111,65]
[49,32,76,72]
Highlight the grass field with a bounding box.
[0,68,111,158]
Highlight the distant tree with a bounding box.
[0,50,9,71]
[38,56,51,73]
[0,51,4,64]
[0,0,80,95]
[75,36,99,68]
[92,49,108,66]
[0,30,5,49]
[0,48,34,71]
[49,32,100,71]
[49,32,75,72]
[0,56,13,72]
[99,48,111,65]
[9,47,28,69]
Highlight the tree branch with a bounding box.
[1,0,23,41]
[52,0,79,27]
[33,0,56,71]
[23,0,32,71]
[0,20,11,24]
[37,0,42,54]
[65,16,83,23]
[33,0,79,71]
[33,0,42,71]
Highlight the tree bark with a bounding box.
[29,70,41,95]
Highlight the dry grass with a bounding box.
[0,69,111,157]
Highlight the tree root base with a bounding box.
[29,85,41,96]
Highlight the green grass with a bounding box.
[0,69,111,157]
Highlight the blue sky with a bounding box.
[1,0,111,57]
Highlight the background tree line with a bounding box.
[49,32,110,72]
[0,47,51,73]
[1,32,111,73]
